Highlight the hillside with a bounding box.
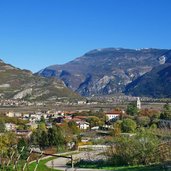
[37,48,169,96]
[0,60,80,101]
[125,50,171,98]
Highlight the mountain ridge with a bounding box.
[125,62,171,98]
[0,59,81,101]
[37,48,170,97]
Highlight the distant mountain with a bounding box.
[0,60,80,101]
[125,50,171,98]
[37,48,169,97]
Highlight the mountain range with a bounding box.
[125,49,171,97]
[1,47,171,100]
[0,59,80,101]
[37,48,171,97]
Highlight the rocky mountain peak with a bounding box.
[38,48,170,97]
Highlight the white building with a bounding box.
[76,121,90,130]
[6,111,22,117]
[6,111,14,117]
[77,100,87,105]
[137,97,141,109]
[5,123,17,131]
[105,111,122,122]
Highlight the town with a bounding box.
[1,0,171,170]
[0,97,171,170]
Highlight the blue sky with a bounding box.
[0,0,171,72]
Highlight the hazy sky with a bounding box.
[0,0,171,72]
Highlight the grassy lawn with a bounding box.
[3,157,170,171]
[28,157,61,171]
[2,157,61,171]
[99,165,167,170]
[75,162,169,171]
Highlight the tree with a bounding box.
[48,127,56,147]
[160,103,171,120]
[126,103,138,116]
[38,122,47,132]
[86,116,102,128]
[40,115,46,123]
[30,124,66,151]
[39,131,49,149]
[68,121,80,134]
[111,121,121,136]
[48,125,65,149]
[0,132,17,157]
[30,131,39,145]
[17,124,28,130]
[139,108,160,119]
[0,119,5,133]
[17,138,29,160]
[108,130,160,166]
[121,118,137,133]
[136,116,151,127]
[30,122,47,147]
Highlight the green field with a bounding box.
[2,157,60,171]
[99,165,168,171]
[77,165,170,171]
[28,157,60,171]
[3,157,171,171]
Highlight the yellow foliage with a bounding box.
[78,141,93,146]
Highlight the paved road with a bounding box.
[46,151,108,171]
[46,157,107,171]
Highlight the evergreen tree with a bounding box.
[39,131,49,149]
[160,102,171,119]
[17,138,29,160]
[126,102,138,116]
[48,125,65,148]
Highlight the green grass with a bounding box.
[3,157,170,171]
[99,165,167,170]
[28,156,61,171]
[3,157,61,171]
[75,162,169,171]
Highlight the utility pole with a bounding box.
[71,155,74,169]
[51,159,54,169]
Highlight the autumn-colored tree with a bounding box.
[112,121,121,136]
[139,108,160,119]
[0,132,17,156]
[136,116,151,127]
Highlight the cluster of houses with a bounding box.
[3,108,125,137]
[3,98,142,134]
[0,99,30,106]
[0,98,99,107]
[0,99,46,107]
[4,122,32,138]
